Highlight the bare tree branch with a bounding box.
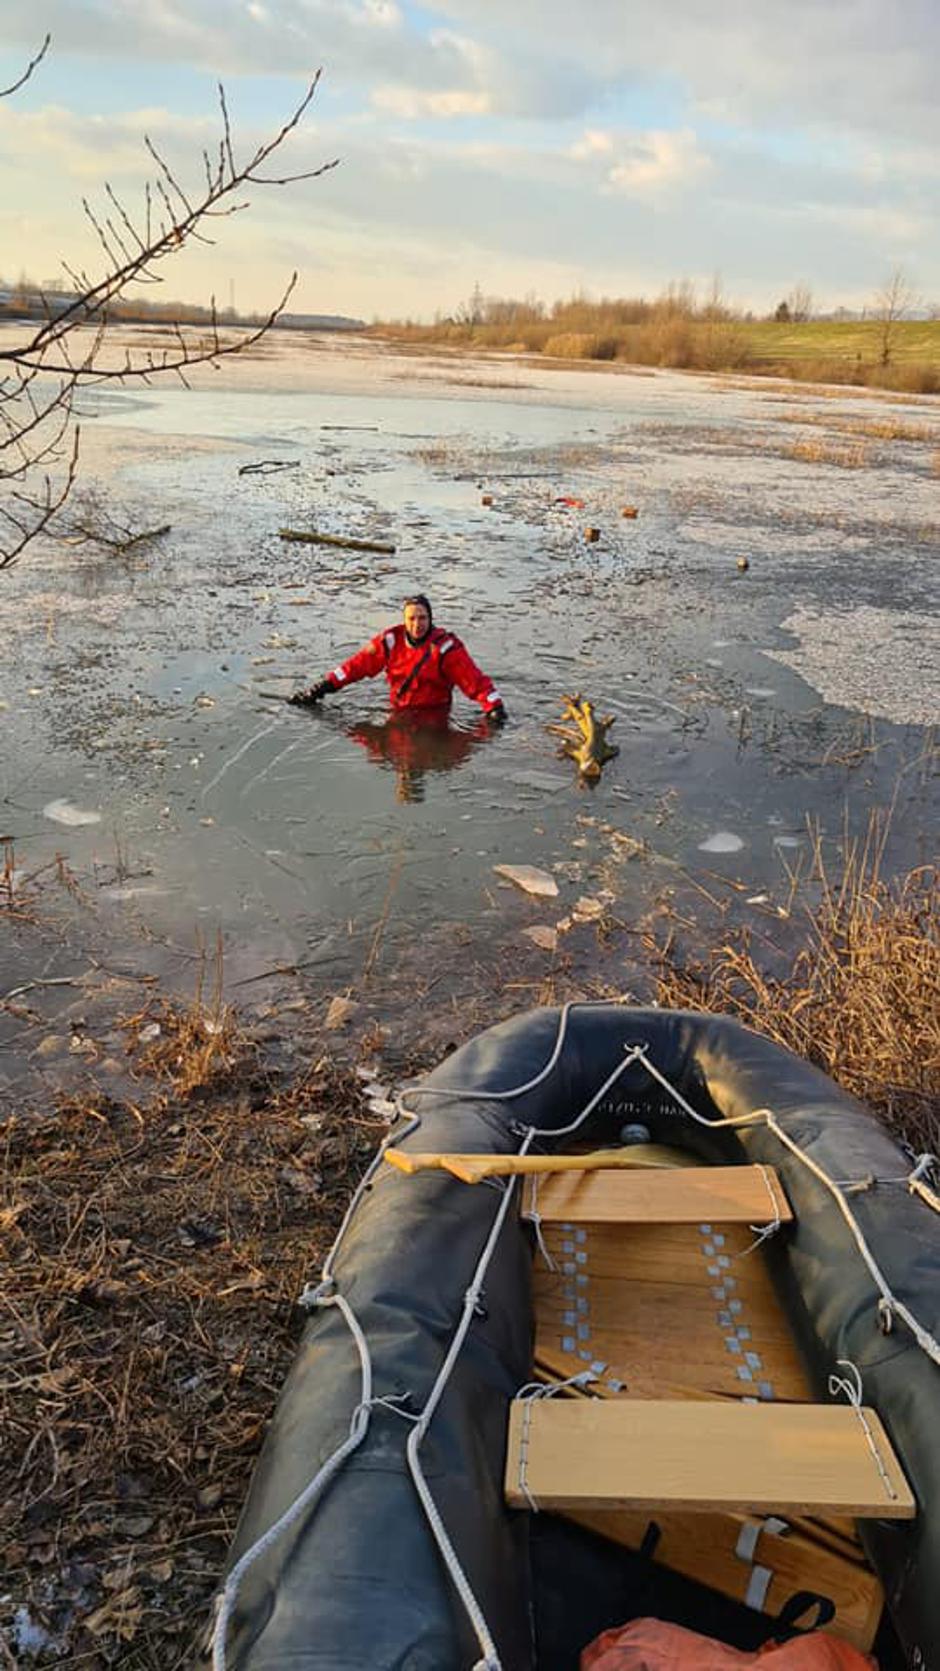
[0,32,49,98]
[0,62,336,567]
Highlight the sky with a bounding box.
[1,1,938,322]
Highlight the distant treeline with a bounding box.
[375,286,940,395]
[0,283,361,333]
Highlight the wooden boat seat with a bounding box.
[522,1163,792,1226]
[505,1397,914,1518]
[528,1213,911,1650]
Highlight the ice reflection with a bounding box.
[342,709,495,803]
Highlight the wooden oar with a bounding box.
[383,1146,682,1185]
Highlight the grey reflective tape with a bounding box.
[745,1565,773,1610]
[700,1223,713,1234]
[713,1233,726,1248]
[737,1364,754,1381]
[718,1310,732,1328]
[590,1359,608,1375]
[758,1381,774,1400]
[745,1351,763,1370]
[439,637,455,654]
[562,1336,576,1353]
[735,1521,761,1562]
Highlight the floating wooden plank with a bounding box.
[525,1163,791,1226]
[505,1399,914,1518]
[565,1508,883,1653]
[278,528,396,555]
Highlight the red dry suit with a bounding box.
[324,624,502,715]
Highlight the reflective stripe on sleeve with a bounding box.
[439,637,455,655]
[331,666,348,683]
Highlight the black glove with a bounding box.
[486,701,507,727]
[288,679,333,707]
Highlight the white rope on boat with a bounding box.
[828,1360,899,1504]
[211,1289,373,1671]
[523,1175,557,1272]
[513,1372,599,1512]
[737,1162,784,1258]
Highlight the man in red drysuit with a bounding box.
[288,594,507,723]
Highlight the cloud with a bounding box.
[570,130,614,160]
[604,129,712,198]
[372,86,491,118]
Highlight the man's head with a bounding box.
[403,594,432,644]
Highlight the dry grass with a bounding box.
[654,825,940,1153]
[774,411,940,444]
[0,1025,378,1666]
[784,437,871,468]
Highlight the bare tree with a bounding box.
[787,284,814,323]
[873,266,915,368]
[0,39,337,570]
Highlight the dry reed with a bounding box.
[784,437,871,468]
[654,822,939,1153]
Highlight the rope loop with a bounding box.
[299,1277,335,1309]
[878,1296,895,1334]
[514,1371,598,1512]
[828,1358,898,1504]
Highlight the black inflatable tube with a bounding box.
[215,1005,940,1670]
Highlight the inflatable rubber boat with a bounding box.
[206,1005,940,1670]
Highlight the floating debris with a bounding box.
[238,459,299,476]
[325,995,360,1030]
[548,693,619,781]
[698,831,745,854]
[522,925,558,952]
[493,864,559,899]
[43,799,102,827]
[279,529,396,555]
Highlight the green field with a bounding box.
[743,318,940,370]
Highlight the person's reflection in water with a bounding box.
[344,709,494,803]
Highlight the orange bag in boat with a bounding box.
[581,1618,876,1670]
